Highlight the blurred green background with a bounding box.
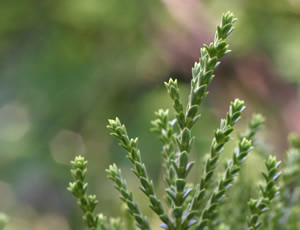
[0,0,300,229]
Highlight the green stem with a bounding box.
[107,118,175,230]
[164,11,238,229]
[107,164,151,230]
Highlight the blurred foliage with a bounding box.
[0,0,300,229]
[0,213,8,230]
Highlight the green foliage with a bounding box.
[266,133,300,230]
[106,164,150,230]
[107,117,174,230]
[239,114,265,142]
[0,213,8,230]
[247,156,281,229]
[196,138,253,230]
[68,11,299,230]
[68,156,99,229]
[151,109,177,193]
[68,156,121,230]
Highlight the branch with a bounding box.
[247,156,281,229]
[106,164,151,230]
[107,118,175,230]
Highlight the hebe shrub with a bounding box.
[68,11,300,230]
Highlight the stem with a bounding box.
[107,118,175,230]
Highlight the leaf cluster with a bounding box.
[67,11,298,230]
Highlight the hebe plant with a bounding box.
[68,12,285,230]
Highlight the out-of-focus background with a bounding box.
[0,0,300,229]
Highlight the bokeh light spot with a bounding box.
[0,104,30,142]
[50,130,86,164]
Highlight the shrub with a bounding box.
[68,11,300,230]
